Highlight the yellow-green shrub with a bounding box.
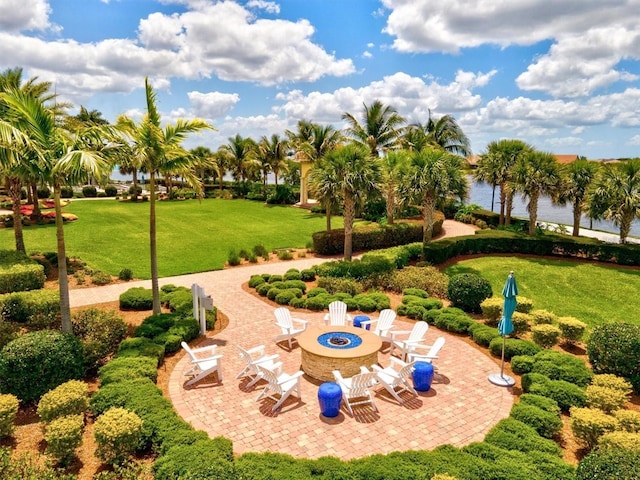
[557,316,587,344]
[511,312,532,335]
[44,414,84,466]
[569,407,619,448]
[531,309,557,325]
[613,409,640,432]
[531,324,561,349]
[515,296,534,313]
[480,297,502,324]
[94,407,143,465]
[431,475,459,480]
[591,374,633,394]
[598,431,640,451]
[0,393,19,438]
[37,380,89,423]
[586,385,630,413]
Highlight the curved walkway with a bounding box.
[70,221,514,459]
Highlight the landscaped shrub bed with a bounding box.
[0,250,46,294]
[0,288,60,326]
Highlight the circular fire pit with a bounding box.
[298,326,382,382]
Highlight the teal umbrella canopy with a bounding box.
[498,272,518,337]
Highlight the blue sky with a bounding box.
[1,0,639,159]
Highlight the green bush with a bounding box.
[511,355,535,374]
[447,273,493,313]
[586,385,630,413]
[37,380,88,423]
[519,394,561,415]
[266,287,282,301]
[307,287,329,298]
[523,374,587,411]
[484,417,562,456]
[557,316,586,344]
[515,296,534,313]
[44,414,84,466]
[104,185,118,197]
[0,393,19,438]
[253,244,269,259]
[598,431,640,451]
[72,308,127,372]
[153,437,235,480]
[0,330,84,403]
[471,324,500,347]
[511,312,532,335]
[248,275,266,288]
[509,402,562,438]
[163,288,193,314]
[304,295,328,311]
[268,274,283,283]
[283,280,306,293]
[489,337,541,360]
[167,318,199,343]
[116,337,165,366]
[592,373,633,394]
[119,287,153,310]
[0,289,60,326]
[277,250,294,260]
[82,185,97,197]
[529,350,593,387]
[576,447,640,480]
[402,288,429,298]
[434,311,475,334]
[316,276,363,296]
[289,297,306,308]
[283,269,301,280]
[531,324,561,349]
[570,406,619,448]
[227,249,241,266]
[0,250,46,294]
[387,265,449,298]
[588,323,640,392]
[0,321,19,351]
[613,409,640,432]
[275,290,298,305]
[118,268,133,281]
[530,309,557,325]
[98,357,158,386]
[94,407,143,465]
[480,297,503,323]
[300,269,316,281]
[91,271,112,286]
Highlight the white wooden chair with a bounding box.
[323,301,352,327]
[407,336,446,368]
[372,357,418,404]
[255,364,304,412]
[181,341,223,387]
[235,344,281,388]
[273,307,308,350]
[389,322,429,361]
[360,309,396,343]
[332,367,379,416]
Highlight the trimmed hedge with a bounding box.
[98,357,158,386]
[119,287,153,310]
[484,418,562,456]
[576,448,640,480]
[0,250,46,294]
[509,402,562,438]
[37,380,89,423]
[0,289,60,326]
[587,322,640,392]
[489,337,541,360]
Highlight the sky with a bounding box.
[1,0,640,159]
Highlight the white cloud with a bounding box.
[0,0,53,32]
[627,134,640,146]
[187,91,240,118]
[363,51,373,58]
[246,0,280,14]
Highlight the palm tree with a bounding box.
[311,144,381,259]
[117,77,213,314]
[258,134,288,187]
[221,134,257,197]
[405,148,468,245]
[380,150,410,224]
[557,158,600,236]
[512,150,562,236]
[212,148,229,192]
[404,111,471,157]
[473,150,501,213]
[342,100,405,157]
[308,155,342,231]
[587,159,640,244]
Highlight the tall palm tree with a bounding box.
[512,150,562,236]
[557,158,600,236]
[311,144,381,259]
[117,77,213,314]
[380,150,410,224]
[212,148,229,192]
[258,134,288,187]
[342,100,405,157]
[404,111,471,157]
[221,134,257,197]
[405,148,468,245]
[308,155,342,231]
[587,159,640,244]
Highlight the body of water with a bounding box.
[467,176,640,238]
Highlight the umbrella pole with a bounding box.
[500,335,506,378]
[489,334,516,387]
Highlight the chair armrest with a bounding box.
[371,364,383,373]
[332,369,345,382]
[389,330,411,341]
[388,356,406,368]
[255,354,280,364]
[360,319,378,327]
[359,366,371,374]
[191,354,222,365]
[288,370,305,381]
[291,318,308,327]
[247,345,266,355]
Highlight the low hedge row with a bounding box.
[0,250,45,294]
[0,289,60,326]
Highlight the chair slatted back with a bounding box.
[274,307,293,328]
[348,372,377,397]
[408,322,428,342]
[327,301,348,326]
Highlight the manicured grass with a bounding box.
[0,199,342,279]
[444,255,640,328]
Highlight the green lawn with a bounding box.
[0,199,341,278]
[444,256,640,328]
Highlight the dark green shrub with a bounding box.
[511,355,535,374]
[530,350,593,387]
[268,274,283,283]
[519,394,561,415]
[266,287,282,301]
[119,287,153,310]
[154,437,236,480]
[153,333,182,354]
[289,297,306,308]
[367,292,391,310]
[82,185,97,197]
[160,284,179,294]
[471,324,500,347]
[523,374,588,411]
[0,330,84,403]
[72,308,127,372]
[509,402,562,438]
[168,318,199,343]
[587,323,640,392]
[248,275,266,288]
[118,268,133,281]
[283,270,301,281]
[104,185,118,196]
[256,283,272,296]
[402,287,429,298]
[306,287,328,297]
[227,249,241,266]
[164,288,193,314]
[447,273,493,313]
[267,184,297,204]
[134,323,164,339]
[116,338,165,366]
[484,418,562,456]
[305,295,328,311]
[253,244,269,259]
[283,280,306,293]
[142,313,178,331]
[434,311,475,334]
[355,296,377,313]
[576,448,640,480]
[98,357,158,386]
[0,289,59,327]
[489,337,541,360]
[59,186,73,198]
[275,290,297,305]
[300,269,316,281]
[277,250,294,260]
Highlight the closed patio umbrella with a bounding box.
[489,271,517,387]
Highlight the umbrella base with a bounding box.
[488,373,515,387]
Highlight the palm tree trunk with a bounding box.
[572,203,582,237]
[386,186,395,225]
[491,184,496,212]
[30,182,41,218]
[131,170,139,201]
[325,201,332,231]
[54,182,72,332]
[219,169,224,191]
[528,191,539,236]
[422,193,436,245]
[9,178,26,253]
[499,184,506,225]
[620,211,633,244]
[505,189,514,226]
[150,172,161,314]
[343,194,355,260]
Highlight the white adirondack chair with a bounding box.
[181,341,223,387]
[255,364,304,412]
[407,336,446,369]
[235,344,281,388]
[323,301,352,327]
[372,357,418,404]
[360,309,396,343]
[332,367,379,416]
[389,322,429,361]
[273,307,308,350]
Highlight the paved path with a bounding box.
[70,220,515,459]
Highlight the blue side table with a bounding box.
[412,362,434,392]
[353,315,371,330]
[318,382,342,417]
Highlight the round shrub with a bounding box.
[266,287,282,301]
[576,447,640,480]
[526,377,588,412]
[0,393,19,438]
[403,304,426,320]
[300,269,316,281]
[154,333,183,353]
[356,296,378,313]
[480,297,503,324]
[489,337,541,360]
[511,312,532,335]
[530,350,593,387]
[289,297,306,309]
[248,275,266,288]
[104,185,118,196]
[256,283,272,296]
[471,325,500,347]
[530,309,557,325]
[614,409,640,432]
[44,414,84,466]
[447,273,492,313]
[94,407,143,465]
[598,431,640,451]
[82,185,97,197]
[119,287,153,310]
[509,402,562,438]
[98,357,158,386]
[307,287,328,298]
[511,355,535,374]
[368,292,391,310]
[402,288,429,298]
[484,417,561,456]
[37,380,88,423]
[434,312,475,334]
[531,324,561,349]
[268,274,283,283]
[283,280,306,293]
[72,308,127,372]
[227,250,241,266]
[515,296,534,313]
[519,393,561,415]
[0,330,84,403]
[587,323,640,392]
[570,406,619,448]
[592,373,633,394]
[586,385,630,413]
[283,270,301,281]
[275,290,297,305]
[557,316,586,344]
[305,295,328,311]
[387,266,449,298]
[118,268,133,281]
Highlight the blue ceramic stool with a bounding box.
[412,362,434,392]
[353,315,371,330]
[318,382,342,417]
